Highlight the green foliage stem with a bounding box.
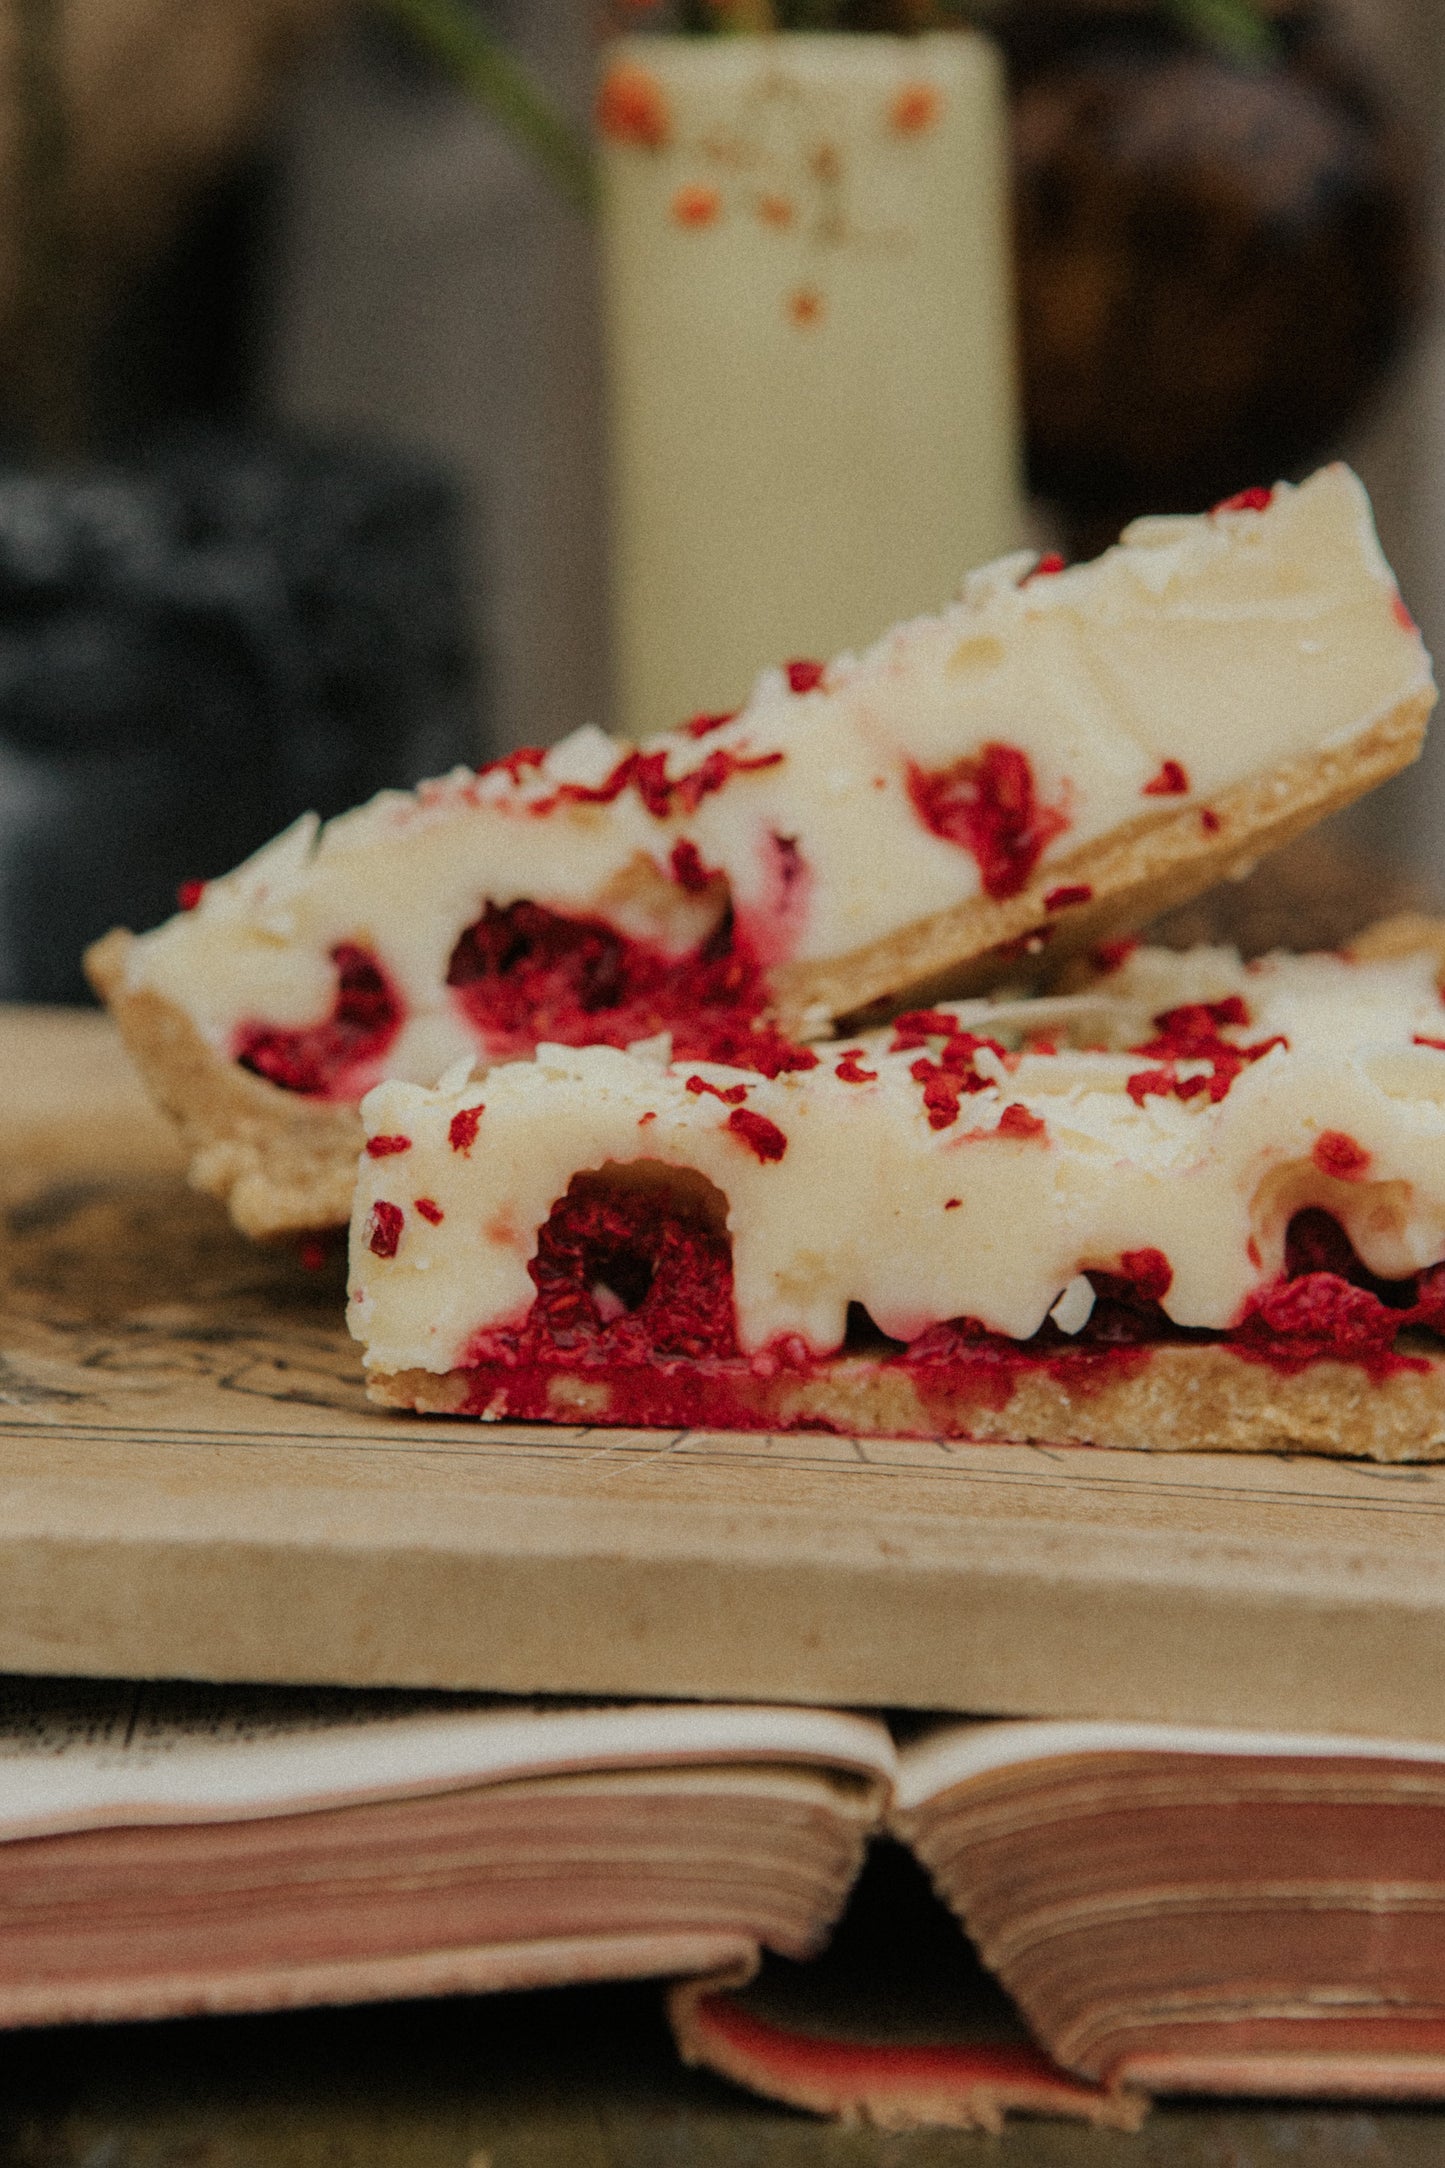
[1165,0,1280,64]
[374,0,597,214]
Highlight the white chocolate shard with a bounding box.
[86,466,1434,1240]
[104,466,1430,1080]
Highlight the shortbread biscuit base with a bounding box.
[83,692,1429,1240]
[369,1341,1445,1464]
[85,929,360,1239]
[779,693,1432,1031]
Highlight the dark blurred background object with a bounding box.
[1002,0,1424,552]
[0,0,483,999]
[0,435,474,1001]
[0,0,1435,997]
[0,0,346,459]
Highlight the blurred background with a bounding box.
[0,0,1440,998]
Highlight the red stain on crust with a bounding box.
[891,1011,982,1050]
[906,743,1070,901]
[908,1039,1000,1130]
[669,839,715,894]
[890,1016,1007,1132]
[1214,485,1274,514]
[524,744,784,822]
[487,745,546,783]
[449,1105,484,1154]
[727,1107,788,1162]
[1313,1130,1371,1181]
[736,830,813,971]
[366,1201,404,1259]
[686,1075,748,1106]
[1120,1247,1173,1302]
[1125,999,1286,1108]
[1143,760,1189,797]
[835,1051,878,1084]
[1091,937,1138,976]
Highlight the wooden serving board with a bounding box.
[3,1007,1445,1735]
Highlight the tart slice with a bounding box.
[352,928,1445,1460]
[90,464,1432,1237]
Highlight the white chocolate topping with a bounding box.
[115,467,1429,1095]
[348,945,1445,1377]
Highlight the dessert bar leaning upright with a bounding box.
[351,927,1445,1460]
[90,467,1430,1236]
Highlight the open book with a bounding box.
[5,1681,1445,2132]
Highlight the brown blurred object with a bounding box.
[1006,0,1423,554]
[0,0,343,449]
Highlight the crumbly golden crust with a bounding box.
[775,695,1432,1031]
[368,1339,1445,1463]
[85,691,1430,1238]
[84,929,360,1240]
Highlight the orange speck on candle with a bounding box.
[890,82,943,136]
[597,63,670,150]
[756,192,794,229]
[787,286,825,329]
[672,183,721,229]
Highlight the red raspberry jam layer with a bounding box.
[452,1190,1444,1433]
[905,742,1070,901]
[445,900,819,1076]
[235,945,403,1100]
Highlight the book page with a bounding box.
[892,1715,1445,1815]
[0,1676,895,1842]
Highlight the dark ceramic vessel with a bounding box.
[0,435,479,1002]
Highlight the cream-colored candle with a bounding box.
[599,31,1023,740]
